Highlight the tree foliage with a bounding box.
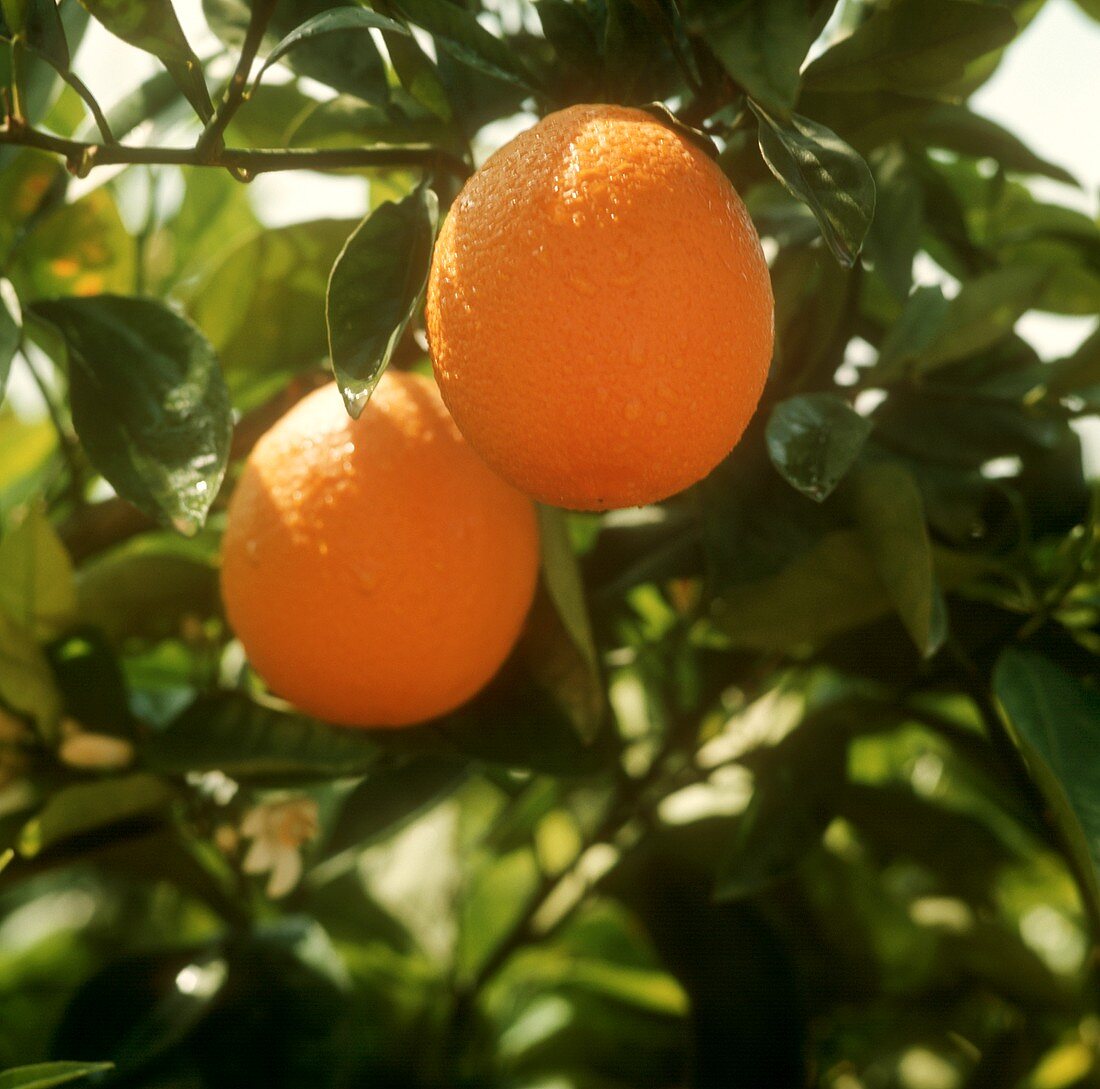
[1,0,1100,1085]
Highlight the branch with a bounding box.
[0,121,472,181]
[195,0,277,162]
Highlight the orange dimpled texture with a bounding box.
[220,372,540,728]
[426,103,775,512]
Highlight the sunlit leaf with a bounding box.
[0,506,76,638]
[0,278,20,402]
[751,103,876,266]
[326,185,438,417]
[19,772,173,856]
[0,608,60,729]
[765,393,871,502]
[0,1063,115,1089]
[30,296,231,534]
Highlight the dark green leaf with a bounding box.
[2,0,70,70]
[326,186,438,417]
[538,506,599,679]
[802,0,1017,97]
[765,393,871,502]
[385,28,452,120]
[994,650,1100,900]
[255,7,408,91]
[30,296,231,534]
[750,102,876,266]
[0,277,20,402]
[916,103,1076,185]
[76,0,214,119]
[1044,324,1100,399]
[391,0,537,92]
[0,1063,115,1089]
[323,757,465,857]
[874,285,950,379]
[921,265,1051,372]
[146,692,384,779]
[863,146,923,300]
[19,772,173,856]
[714,529,979,650]
[853,462,946,657]
[704,0,810,115]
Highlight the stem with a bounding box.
[21,347,84,510]
[195,0,276,162]
[10,40,27,124]
[0,121,472,180]
[59,70,115,144]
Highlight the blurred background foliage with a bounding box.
[1,0,1100,1086]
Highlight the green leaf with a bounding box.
[9,187,135,299]
[765,393,871,502]
[323,757,465,857]
[750,102,876,267]
[146,692,384,779]
[921,265,1051,371]
[384,28,451,120]
[704,0,810,116]
[863,146,923,300]
[994,650,1100,901]
[0,608,60,729]
[802,0,1017,97]
[204,0,391,102]
[715,725,847,900]
[916,103,1076,185]
[0,1063,115,1089]
[853,462,946,657]
[1073,0,1100,21]
[184,218,355,409]
[391,0,537,91]
[75,0,214,119]
[254,7,408,91]
[0,277,20,402]
[1044,324,1100,399]
[326,186,438,417]
[874,285,950,379]
[0,506,76,638]
[2,0,70,70]
[537,506,599,679]
[19,772,173,856]
[30,296,231,535]
[714,530,977,651]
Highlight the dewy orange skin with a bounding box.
[221,372,539,727]
[427,103,775,512]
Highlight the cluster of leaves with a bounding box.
[2,0,1100,1085]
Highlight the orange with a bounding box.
[426,103,774,511]
[220,372,540,727]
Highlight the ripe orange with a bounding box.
[426,103,774,511]
[220,372,540,727]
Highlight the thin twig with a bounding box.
[0,121,472,180]
[195,0,277,162]
[20,347,85,511]
[58,70,115,144]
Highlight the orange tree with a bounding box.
[2,0,1100,1086]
